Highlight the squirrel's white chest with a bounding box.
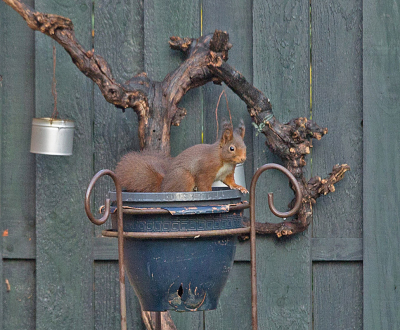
[214,163,234,182]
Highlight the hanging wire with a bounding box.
[51,44,59,120]
[214,89,232,139]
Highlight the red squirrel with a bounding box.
[115,120,247,193]
[160,120,247,193]
[115,151,171,192]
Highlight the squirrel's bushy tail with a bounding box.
[115,151,171,192]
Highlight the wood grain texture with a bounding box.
[313,262,363,330]
[201,3,253,327]
[94,261,146,330]
[204,262,252,330]
[35,1,94,329]
[202,0,254,184]
[311,238,362,261]
[93,0,143,234]
[143,1,202,327]
[144,0,202,156]
[363,0,400,329]
[3,261,36,330]
[252,1,311,328]
[312,0,363,238]
[0,1,36,328]
[311,3,363,328]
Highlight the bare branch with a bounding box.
[3,0,148,114]
[207,41,350,237]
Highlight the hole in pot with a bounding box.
[178,284,184,298]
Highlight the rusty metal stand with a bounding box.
[85,163,301,330]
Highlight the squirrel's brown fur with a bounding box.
[160,120,247,193]
[115,151,171,192]
[115,120,247,193]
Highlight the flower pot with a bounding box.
[30,117,75,156]
[108,188,247,312]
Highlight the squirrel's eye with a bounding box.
[229,145,235,152]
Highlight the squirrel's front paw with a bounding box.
[232,185,248,194]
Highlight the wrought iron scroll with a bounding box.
[85,170,127,330]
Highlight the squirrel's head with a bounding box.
[219,119,246,164]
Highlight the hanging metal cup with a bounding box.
[30,117,75,156]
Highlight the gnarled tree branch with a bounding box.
[4,0,350,235]
[3,0,149,115]
[206,39,350,237]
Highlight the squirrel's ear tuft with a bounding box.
[220,119,233,144]
[235,119,245,138]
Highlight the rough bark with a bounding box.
[206,48,350,237]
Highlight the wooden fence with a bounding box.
[0,0,398,329]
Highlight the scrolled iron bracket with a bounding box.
[250,163,302,219]
[84,169,127,330]
[248,163,302,330]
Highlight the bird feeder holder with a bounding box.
[85,163,302,330]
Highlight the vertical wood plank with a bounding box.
[144,0,202,156]
[93,0,143,233]
[202,0,254,184]
[94,261,145,330]
[205,262,251,329]
[35,1,94,329]
[313,262,363,330]
[3,261,36,330]
[201,1,253,328]
[0,2,5,326]
[311,2,363,328]
[143,0,202,327]
[312,0,363,238]
[0,0,36,327]
[92,0,146,327]
[363,0,400,329]
[253,1,311,328]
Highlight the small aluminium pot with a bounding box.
[109,188,247,312]
[30,117,75,156]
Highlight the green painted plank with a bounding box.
[252,1,312,328]
[200,3,253,327]
[311,0,363,238]
[4,235,362,262]
[202,0,254,188]
[170,310,204,330]
[93,0,144,234]
[144,0,202,156]
[311,238,362,261]
[363,0,400,329]
[0,0,36,236]
[0,1,36,328]
[143,1,202,327]
[0,1,3,321]
[204,262,251,330]
[34,1,94,329]
[311,2,363,327]
[94,261,146,330]
[313,262,363,330]
[2,235,36,260]
[3,260,36,330]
